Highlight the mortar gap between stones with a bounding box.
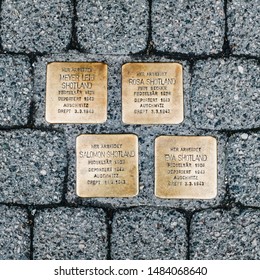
[67,0,81,51]
[232,54,260,62]
[26,207,35,260]
[0,0,4,52]
[105,209,114,260]
[185,211,194,260]
[60,138,70,205]
[27,54,38,128]
[234,203,260,211]
[222,132,235,205]
[145,0,155,56]
[222,0,232,57]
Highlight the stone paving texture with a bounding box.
[0,55,32,127]
[190,208,260,259]
[0,205,30,260]
[111,208,188,260]
[0,130,67,205]
[227,0,260,56]
[1,0,72,53]
[0,0,259,260]
[227,132,260,207]
[152,0,225,54]
[191,58,260,130]
[33,207,107,259]
[76,0,148,54]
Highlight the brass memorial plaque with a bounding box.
[155,136,217,199]
[46,62,107,123]
[122,63,183,124]
[76,134,139,197]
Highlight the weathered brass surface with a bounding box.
[76,134,139,197]
[155,136,217,199]
[46,62,107,123]
[122,63,183,124]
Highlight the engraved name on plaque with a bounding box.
[46,62,107,123]
[155,136,217,199]
[76,134,138,197]
[122,63,183,124]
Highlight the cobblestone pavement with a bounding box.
[0,0,259,260]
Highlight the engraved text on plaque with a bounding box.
[122,63,183,124]
[46,62,107,123]
[155,136,217,199]
[76,134,138,197]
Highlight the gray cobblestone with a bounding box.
[190,208,260,259]
[111,208,187,259]
[227,0,260,56]
[33,207,107,260]
[227,132,260,207]
[191,58,260,130]
[76,0,148,54]
[0,55,32,127]
[1,0,72,53]
[0,205,30,260]
[152,0,225,54]
[0,130,67,204]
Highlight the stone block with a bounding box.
[0,130,67,204]
[0,55,32,127]
[33,207,107,259]
[0,205,30,260]
[191,58,259,130]
[152,0,225,54]
[111,208,188,259]
[76,0,148,54]
[1,0,72,53]
[227,132,260,207]
[190,208,260,259]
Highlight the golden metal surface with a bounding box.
[155,136,217,199]
[122,62,183,124]
[46,62,107,123]
[76,134,139,197]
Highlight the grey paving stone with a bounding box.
[1,0,72,53]
[0,130,67,204]
[111,208,187,260]
[227,0,260,56]
[0,205,30,260]
[152,0,225,54]
[191,58,260,130]
[76,0,148,54]
[190,208,260,259]
[0,55,32,127]
[33,207,107,259]
[227,132,260,207]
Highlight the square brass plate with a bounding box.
[76,134,139,197]
[122,62,183,124]
[155,136,217,199]
[46,62,107,123]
